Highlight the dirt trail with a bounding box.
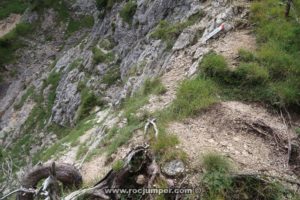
[168,101,298,181]
[214,29,256,67]
[0,14,21,38]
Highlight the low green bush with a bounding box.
[0,23,33,69]
[151,20,186,49]
[92,47,115,64]
[77,88,104,121]
[119,0,137,24]
[200,52,228,79]
[102,66,121,85]
[238,49,256,62]
[142,78,167,96]
[66,15,94,36]
[151,11,204,49]
[0,0,28,20]
[30,0,69,22]
[236,63,269,85]
[201,153,232,199]
[96,0,119,10]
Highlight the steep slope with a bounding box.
[1,0,300,199]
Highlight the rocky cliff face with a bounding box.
[0,0,256,193]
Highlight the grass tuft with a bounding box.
[169,78,218,119]
[119,0,137,24]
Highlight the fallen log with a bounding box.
[17,163,82,200]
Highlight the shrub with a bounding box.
[0,0,28,20]
[170,78,218,119]
[152,133,179,155]
[102,66,121,85]
[151,12,204,50]
[66,15,94,36]
[151,20,186,49]
[202,153,232,173]
[236,63,269,85]
[0,23,33,68]
[142,78,167,96]
[270,78,300,106]
[201,153,232,199]
[96,0,119,10]
[119,0,137,24]
[77,88,103,121]
[200,52,229,79]
[92,47,115,64]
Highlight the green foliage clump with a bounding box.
[151,20,186,49]
[170,78,218,119]
[0,0,28,20]
[30,0,69,22]
[0,23,33,69]
[296,127,300,135]
[77,88,104,121]
[102,66,121,86]
[43,71,61,110]
[201,153,232,199]
[66,16,94,36]
[142,78,167,96]
[92,47,115,64]
[238,49,256,62]
[151,11,204,49]
[200,52,228,79]
[248,0,300,108]
[236,63,269,85]
[96,0,120,10]
[119,0,137,24]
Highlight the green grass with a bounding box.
[201,153,233,199]
[151,11,204,49]
[76,143,89,160]
[142,78,167,96]
[168,78,218,119]
[106,122,143,155]
[0,23,33,69]
[42,71,62,111]
[92,47,115,64]
[247,0,300,108]
[119,0,137,24]
[77,87,104,121]
[14,86,35,110]
[200,52,228,79]
[34,117,94,162]
[104,78,167,155]
[0,0,28,20]
[199,50,299,109]
[31,0,70,22]
[296,127,300,135]
[66,15,94,36]
[68,58,83,71]
[102,65,121,86]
